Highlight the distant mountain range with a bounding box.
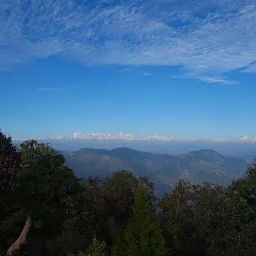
[14,139,256,164]
[18,132,256,143]
[63,147,248,195]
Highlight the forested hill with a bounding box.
[1,132,256,256]
[63,147,247,189]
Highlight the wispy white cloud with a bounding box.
[1,0,256,83]
[37,87,65,91]
[143,72,152,76]
[212,137,231,142]
[196,76,239,85]
[119,67,134,72]
[241,62,256,73]
[170,74,238,85]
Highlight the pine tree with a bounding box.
[120,186,167,256]
[85,237,107,256]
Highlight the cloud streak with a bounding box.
[34,132,256,143]
[37,87,65,91]
[241,62,256,73]
[143,72,152,76]
[170,74,238,85]
[1,0,256,83]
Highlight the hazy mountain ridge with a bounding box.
[14,139,256,163]
[63,147,248,194]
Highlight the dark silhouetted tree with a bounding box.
[0,131,21,254]
[6,140,80,255]
[0,131,20,203]
[159,180,204,256]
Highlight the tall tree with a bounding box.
[229,159,256,211]
[159,180,204,256]
[104,171,141,244]
[194,181,255,256]
[6,140,80,255]
[104,171,156,244]
[0,131,20,204]
[68,238,107,256]
[85,237,107,256]
[57,177,106,255]
[0,131,21,254]
[119,186,167,256]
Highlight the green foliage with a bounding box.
[0,132,21,253]
[119,186,167,256]
[0,208,27,252]
[56,212,92,255]
[67,238,107,256]
[159,180,203,255]
[194,181,255,256]
[104,171,156,219]
[104,171,139,218]
[229,159,256,211]
[1,130,256,256]
[103,171,158,245]
[85,237,107,256]
[0,131,20,198]
[17,141,80,228]
[3,139,82,254]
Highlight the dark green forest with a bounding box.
[0,131,255,256]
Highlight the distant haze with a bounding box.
[14,139,256,163]
[62,147,249,196]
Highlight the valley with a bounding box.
[63,147,248,195]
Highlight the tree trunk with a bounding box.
[6,215,32,256]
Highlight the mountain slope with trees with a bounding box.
[63,147,247,191]
[0,130,255,256]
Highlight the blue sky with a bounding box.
[0,0,256,141]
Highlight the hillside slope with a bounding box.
[63,147,247,193]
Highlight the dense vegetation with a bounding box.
[0,131,255,256]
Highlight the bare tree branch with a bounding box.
[6,215,32,256]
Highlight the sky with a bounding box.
[1,0,256,141]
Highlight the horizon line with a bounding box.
[11,132,256,143]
